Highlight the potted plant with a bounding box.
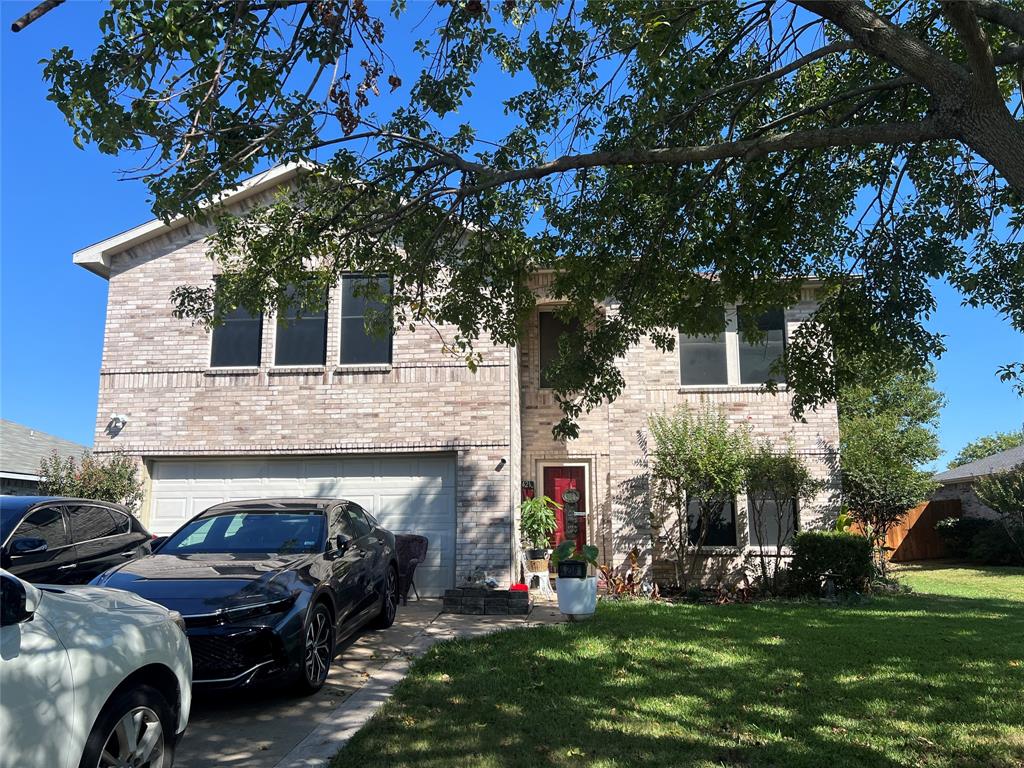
[520,495,558,567]
[551,541,600,620]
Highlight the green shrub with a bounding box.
[788,531,873,597]
[935,517,994,558]
[968,523,1024,566]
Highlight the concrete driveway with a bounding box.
[175,600,562,768]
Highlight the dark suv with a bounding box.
[0,496,153,584]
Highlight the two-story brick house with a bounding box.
[75,165,840,594]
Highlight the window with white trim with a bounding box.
[210,278,262,367]
[746,496,798,548]
[339,275,392,365]
[275,286,328,366]
[738,308,786,384]
[686,497,737,547]
[679,307,786,386]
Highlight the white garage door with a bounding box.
[148,455,456,595]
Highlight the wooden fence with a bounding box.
[854,499,962,562]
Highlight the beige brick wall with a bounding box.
[932,481,1000,520]
[91,226,841,590]
[517,285,841,587]
[92,226,516,585]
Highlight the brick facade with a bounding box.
[83,190,841,590]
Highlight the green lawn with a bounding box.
[895,561,1024,602]
[335,569,1024,768]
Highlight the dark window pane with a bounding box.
[275,287,327,366]
[539,312,580,388]
[747,496,798,547]
[14,507,68,548]
[110,510,132,535]
[679,331,728,385]
[340,276,392,365]
[69,506,118,542]
[211,305,262,367]
[739,309,785,384]
[686,498,737,546]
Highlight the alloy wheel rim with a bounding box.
[304,610,332,684]
[98,705,165,768]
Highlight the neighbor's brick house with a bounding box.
[75,165,840,594]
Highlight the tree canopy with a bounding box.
[948,425,1024,467]
[838,365,943,565]
[30,0,1024,436]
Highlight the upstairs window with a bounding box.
[340,275,392,365]
[210,294,262,368]
[539,312,580,388]
[275,286,327,366]
[738,308,785,384]
[679,314,728,385]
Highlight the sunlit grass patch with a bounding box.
[335,574,1024,768]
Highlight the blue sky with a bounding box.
[1,1,1021,469]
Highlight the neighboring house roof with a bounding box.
[73,162,311,279]
[933,444,1024,485]
[0,420,89,481]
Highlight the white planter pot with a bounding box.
[556,576,597,619]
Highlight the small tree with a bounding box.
[839,368,942,574]
[746,440,824,594]
[948,427,1024,469]
[648,407,751,590]
[974,464,1024,563]
[38,451,145,514]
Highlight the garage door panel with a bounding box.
[152,497,188,531]
[149,455,457,594]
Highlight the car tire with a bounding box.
[370,565,399,630]
[293,602,335,695]
[78,685,175,768]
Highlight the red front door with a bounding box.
[542,465,586,549]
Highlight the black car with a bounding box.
[91,498,400,693]
[0,496,153,584]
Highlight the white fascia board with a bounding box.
[72,162,314,279]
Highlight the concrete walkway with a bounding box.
[175,600,564,768]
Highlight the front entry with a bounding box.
[542,465,586,549]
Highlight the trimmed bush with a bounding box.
[935,517,994,558]
[788,531,873,597]
[968,523,1024,566]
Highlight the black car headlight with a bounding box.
[220,593,298,623]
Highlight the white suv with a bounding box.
[0,569,191,768]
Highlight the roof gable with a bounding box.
[73,163,310,279]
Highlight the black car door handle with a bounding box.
[57,563,77,571]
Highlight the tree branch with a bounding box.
[796,1,968,92]
[10,0,64,32]
[458,120,950,192]
[942,1,1002,103]
[974,0,1024,37]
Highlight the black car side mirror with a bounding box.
[0,576,34,626]
[326,534,351,560]
[9,537,47,556]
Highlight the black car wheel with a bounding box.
[79,685,174,768]
[296,603,334,694]
[371,565,399,629]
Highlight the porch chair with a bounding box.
[394,534,428,605]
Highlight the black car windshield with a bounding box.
[160,512,325,555]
